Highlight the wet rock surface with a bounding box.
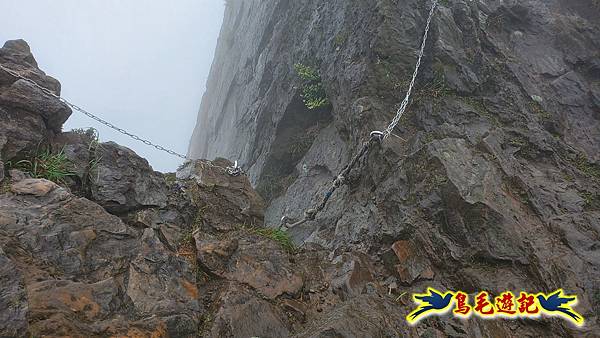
[208,288,290,338]
[195,230,303,300]
[1,0,600,336]
[189,0,600,336]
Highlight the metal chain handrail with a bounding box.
[1,0,438,230]
[0,63,188,160]
[281,0,439,228]
[0,63,249,177]
[280,131,383,229]
[383,0,438,139]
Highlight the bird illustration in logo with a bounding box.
[407,288,454,324]
[537,290,584,325]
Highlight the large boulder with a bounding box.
[90,141,168,214]
[0,40,71,161]
[195,230,303,300]
[178,159,266,230]
[50,134,173,218]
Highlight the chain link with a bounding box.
[0,64,189,160]
[383,0,438,139]
[281,0,439,228]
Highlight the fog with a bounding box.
[0,0,224,172]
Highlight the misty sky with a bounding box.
[0,0,224,172]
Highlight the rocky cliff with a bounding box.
[1,39,416,337]
[1,0,599,336]
[188,0,600,336]
[0,40,280,337]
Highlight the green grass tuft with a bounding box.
[248,226,296,253]
[164,173,177,187]
[13,148,75,184]
[581,191,596,208]
[334,31,348,47]
[294,63,320,82]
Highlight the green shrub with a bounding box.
[573,154,600,179]
[294,63,329,110]
[294,63,320,82]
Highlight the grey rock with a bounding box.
[0,40,60,92]
[0,40,70,161]
[0,170,199,337]
[1,39,38,67]
[179,159,265,231]
[0,184,139,282]
[330,252,377,301]
[293,295,407,338]
[0,105,48,161]
[195,230,303,300]
[8,169,29,182]
[126,228,199,336]
[0,79,71,132]
[90,141,168,214]
[0,246,28,336]
[188,0,600,335]
[208,288,290,338]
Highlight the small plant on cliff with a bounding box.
[15,148,75,184]
[242,225,295,253]
[294,63,329,110]
[572,153,600,179]
[71,127,100,143]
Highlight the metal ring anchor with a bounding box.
[226,160,244,177]
[370,131,384,143]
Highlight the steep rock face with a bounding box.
[0,176,198,337]
[190,0,600,335]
